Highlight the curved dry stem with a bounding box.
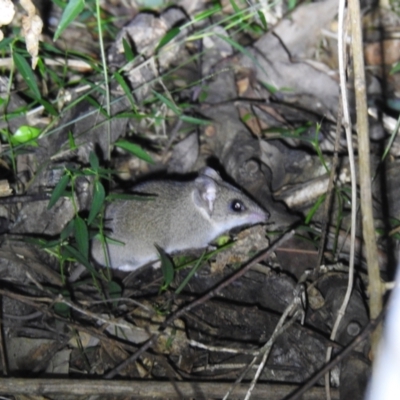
[348,0,383,351]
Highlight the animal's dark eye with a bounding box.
[230,199,245,213]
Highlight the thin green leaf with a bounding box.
[122,38,135,62]
[115,140,154,164]
[179,115,210,125]
[152,90,181,115]
[74,216,89,260]
[13,52,41,99]
[38,98,58,116]
[53,0,85,41]
[25,237,60,248]
[60,219,75,241]
[114,72,136,110]
[88,181,105,225]
[89,151,99,171]
[260,81,279,94]
[63,245,100,277]
[189,4,222,25]
[305,194,325,224]
[156,27,180,52]
[108,280,122,308]
[93,233,124,246]
[48,174,70,209]
[0,37,12,51]
[156,244,174,291]
[175,252,206,294]
[257,10,268,30]
[114,111,146,119]
[68,131,77,150]
[229,0,241,13]
[86,96,108,117]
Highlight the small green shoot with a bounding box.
[152,90,181,115]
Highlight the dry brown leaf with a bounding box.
[20,0,43,69]
[0,0,15,41]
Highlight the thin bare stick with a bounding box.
[243,300,305,400]
[348,0,383,352]
[0,297,7,376]
[0,377,340,398]
[324,1,358,398]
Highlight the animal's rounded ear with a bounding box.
[199,167,222,182]
[193,175,217,215]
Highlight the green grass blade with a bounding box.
[152,90,181,115]
[63,245,100,277]
[13,52,41,99]
[175,252,206,294]
[156,244,175,291]
[38,98,58,116]
[187,4,222,26]
[89,151,99,171]
[229,0,241,13]
[74,215,89,260]
[257,10,268,30]
[305,194,325,224]
[115,139,154,164]
[122,38,135,62]
[114,72,137,110]
[88,181,105,225]
[156,27,180,52]
[179,115,210,125]
[53,0,85,41]
[48,174,70,209]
